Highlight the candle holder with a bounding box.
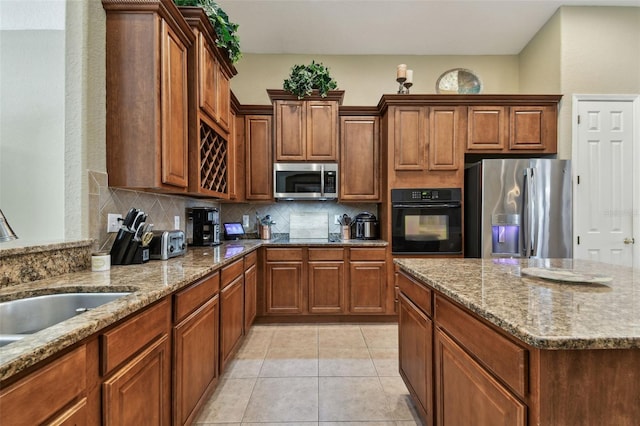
[403,81,413,94]
[396,77,407,94]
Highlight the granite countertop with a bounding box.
[394,257,640,350]
[0,237,388,381]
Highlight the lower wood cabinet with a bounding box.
[349,248,387,314]
[103,334,172,426]
[308,248,346,314]
[264,248,305,314]
[173,296,219,425]
[244,251,258,329]
[0,345,88,426]
[434,329,526,426]
[398,292,433,423]
[220,259,245,371]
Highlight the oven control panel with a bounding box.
[391,188,461,203]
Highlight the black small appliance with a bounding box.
[351,212,379,240]
[186,207,221,246]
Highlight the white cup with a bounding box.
[91,252,111,272]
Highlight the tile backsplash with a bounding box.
[90,170,378,251]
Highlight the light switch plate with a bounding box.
[107,213,122,233]
[174,216,180,230]
[243,215,250,228]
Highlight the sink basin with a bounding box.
[0,292,130,346]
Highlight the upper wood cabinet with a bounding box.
[245,114,273,201]
[103,0,194,193]
[340,115,380,201]
[180,7,237,198]
[391,105,464,172]
[465,99,560,154]
[269,90,344,162]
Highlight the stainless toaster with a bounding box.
[149,230,187,260]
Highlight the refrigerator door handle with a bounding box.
[522,168,535,257]
[529,168,538,256]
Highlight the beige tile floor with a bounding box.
[194,323,424,426]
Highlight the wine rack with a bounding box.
[199,120,228,194]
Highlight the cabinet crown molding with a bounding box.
[267,89,345,104]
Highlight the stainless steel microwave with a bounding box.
[273,163,338,200]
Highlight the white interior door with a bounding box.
[573,96,638,267]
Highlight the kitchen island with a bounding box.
[394,257,640,426]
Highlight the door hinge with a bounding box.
[577,115,581,125]
[577,175,580,184]
[577,236,580,245]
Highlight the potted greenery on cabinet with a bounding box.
[174,0,241,64]
[283,61,338,99]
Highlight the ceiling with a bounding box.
[214,0,639,56]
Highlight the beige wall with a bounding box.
[232,54,520,106]
[556,6,640,159]
[519,11,562,94]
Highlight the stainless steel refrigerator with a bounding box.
[464,159,572,258]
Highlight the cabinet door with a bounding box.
[265,261,305,314]
[161,20,189,188]
[349,261,386,313]
[103,335,171,426]
[244,262,258,329]
[434,329,526,426]
[308,261,345,314]
[509,106,555,152]
[198,32,217,122]
[275,100,306,160]
[428,106,463,171]
[399,293,433,422]
[173,296,219,426]
[220,275,245,371]
[394,106,428,170]
[340,116,380,201]
[307,101,338,161]
[466,106,507,151]
[216,66,231,130]
[245,115,273,200]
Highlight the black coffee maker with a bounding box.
[186,207,221,246]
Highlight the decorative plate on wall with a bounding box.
[436,68,482,94]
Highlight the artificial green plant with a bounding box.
[283,61,338,99]
[174,0,241,64]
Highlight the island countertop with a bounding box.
[394,257,640,350]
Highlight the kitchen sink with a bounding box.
[0,292,130,347]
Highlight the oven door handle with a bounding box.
[392,203,461,209]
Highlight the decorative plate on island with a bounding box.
[521,267,613,284]
[436,68,482,94]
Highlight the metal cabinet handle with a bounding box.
[623,238,635,245]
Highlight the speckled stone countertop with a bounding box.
[394,257,640,350]
[0,238,388,381]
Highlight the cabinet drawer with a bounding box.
[221,259,244,288]
[174,271,219,323]
[397,272,432,317]
[266,248,304,261]
[0,346,86,426]
[435,295,528,398]
[244,250,257,268]
[350,247,386,261]
[101,298,171,375]
[309,247,344,261]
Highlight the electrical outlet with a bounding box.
[174,215,180,230]
[107,213,122,233]
[243,215,250,228]
[334,214,341,225]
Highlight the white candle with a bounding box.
[397,64,407,79]
[405,69,413,84]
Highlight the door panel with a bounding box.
[575,99,635,266]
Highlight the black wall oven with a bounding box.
[391,188,462,254]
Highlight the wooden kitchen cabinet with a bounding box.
[220,259,245,371]
[509,105,556,151]
[244,251,258,329]
[0,346,88,426]
[429,106,464,171]
[340,116,380,201]
[269,90,344,162]
[308,248,346,314]
[348,248,387,313]
[467,105,507,151]
[245,114,273,200]
[172,272,220,426]
[101,298,172,425]
[180,7,237,198]
[102,0,194,192]
[264,248,305,314]
[435,329,526,426]
[393,106,427,171]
